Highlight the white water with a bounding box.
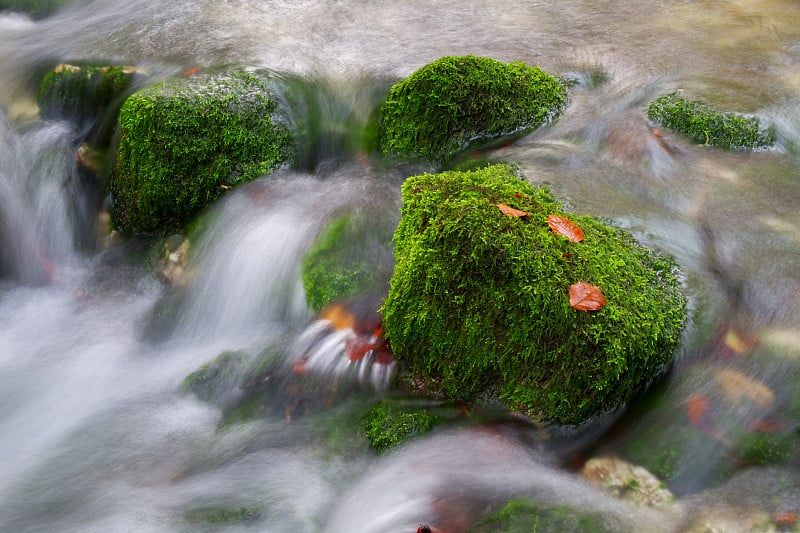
[2,1,800,532]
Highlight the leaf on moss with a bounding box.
[548,214,584,242]
[497,203,528,218]
[569,282,606,311]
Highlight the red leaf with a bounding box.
[497,203,528,218]
[774,512,797,527]
[345,338,373,361]
[686,394,711,428]
[569,282,606,311]
[548,215,584,242]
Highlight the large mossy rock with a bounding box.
[377,55,567,163]
[37,63,138,126]
[647,93,773,150]
[381,164,686,425]
[109,70,296,235]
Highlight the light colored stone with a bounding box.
[582,456,674,508]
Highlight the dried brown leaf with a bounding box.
[548,215,584,242]
[497,203,528,218]
[569,282,606,311]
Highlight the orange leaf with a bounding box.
[774,512,797,527]
[182,66,201,76]
[686,394,711,428]
[548,215,584,242]
[497,203,528,218]
[569,282,606,311]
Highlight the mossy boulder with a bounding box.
[109,69,296,235]
[377,55,567,163]
[301,211,395,312]
[37,63,139,127]
[381,163,686,425]
[646,93,774,150]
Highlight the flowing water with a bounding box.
[2,1,800,532]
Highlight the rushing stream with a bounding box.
[2,1,800,532]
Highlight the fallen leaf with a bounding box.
[686,394,711,428]
[569,282,606,311]
[182,66,201,76]
[548,215,584,242]
[722,327,757,354]
[497,203,528,218]
[320,304,356,330]
[345,338,373,361]
[292,355,309,375]
[711,367,774,410]
[774,512,797,527]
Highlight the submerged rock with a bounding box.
[362,399,443,453]
[381,163,687,425]
[37,62,140,127]
[0,0,76,18]
[646,92,774,150]
[109,69,296,234]
[582,456,674,508]
[468,499,616,533]
[301,210,395,312]
[377,55,567,163]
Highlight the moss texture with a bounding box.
[377,56,567,163]
[381,164,686,425]
[468,500,614,533]
[0,0,73,18]
[647,93,773,150]
[37,63,137,125]
[109,69,296,235]
[183,505,261,526]
[301,211,394,312]
[362,400,443,453]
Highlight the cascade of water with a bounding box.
[0,113,83,284]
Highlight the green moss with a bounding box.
[109,69,296,235]
[183,505,261,525]
[37,63,137,125]
[362,400,443,453]
[377,56,567,163]
[735,431,797,466]
[182,350,248,404]
[301,211,394,312]
[468,500,614,533]
[646,93,774,150]
[0,0,75,18]
[381,163,686,425]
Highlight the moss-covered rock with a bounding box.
[377,56,567,163]
[0,0,75,18]
[362,399,443,453]
[381,163,686,425]
[182,350,248,405]
[109,69,296,235]
[37,63,138,127]
[468,500,615,533]
[301,211,394,312]
[646,93,774,150]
